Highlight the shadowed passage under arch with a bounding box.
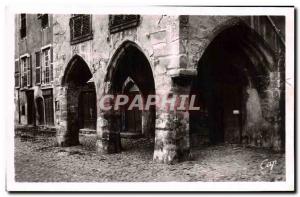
[190,23,281,150]
[98,41,156,153]
[59,55,96,146]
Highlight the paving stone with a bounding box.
[14,133,285,182]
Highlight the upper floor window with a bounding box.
[35,51,41,84]
[70,14,93,45]
[109,15,140,34]
[20,14,26,39]
[42,47,53,84]
[20,56,31,87]
[38,14,49,29]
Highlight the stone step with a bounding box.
[79,128,96,135]
[120,132,143,139]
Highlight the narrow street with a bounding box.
[15,132,285,182]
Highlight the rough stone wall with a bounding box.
[14,14,53,126]
[53,14,180,99]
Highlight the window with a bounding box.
[21,57,28,87]
[55,100,60,111]
[42,48,53,84]
[35,52,41,84]
[20,56,32,88]
[20,14,26,39]
[15,60,20,88]
[70,14,93,45]
[38,14,49,29]
[109,15,140,34]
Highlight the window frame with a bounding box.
[35,51,41,85]
[41,47,53,84]
[20,56,28,87]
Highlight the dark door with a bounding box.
[125,107,142,133]
[43,89,54,125]
[36,97,45,125]
[79,91,96,129]
[26,90,35,125]
[124,91,142,133]
[221,84,243,144]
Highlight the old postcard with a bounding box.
[6,5,295,192]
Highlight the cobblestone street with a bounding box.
[15,132,285,182]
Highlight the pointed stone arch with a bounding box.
[57,55,96,146]
[190,21,283,151]
[96,41,156,154]
[61,54,93,86]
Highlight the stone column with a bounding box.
[153,69,197,164]
[96,110,122,153]
[56,86,80,146]
[56,87,68,146]
[96,82,122,154]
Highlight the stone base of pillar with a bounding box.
[153,112,191,164]
[56,126,80,147]
[153,130,191,164]
[96,132,122,154]
[56,134,80,147]
[153,149,190,164]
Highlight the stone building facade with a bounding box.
[15,14,285,164]
[15,14,55,128]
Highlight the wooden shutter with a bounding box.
[15,60,20,88]
[82,15,91,36]
[50,47,53,81]
[109,15,140,34]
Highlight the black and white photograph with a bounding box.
[4,5,295,192]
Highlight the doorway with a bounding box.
[26,90,35,125]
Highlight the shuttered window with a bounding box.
[70,14,93,45]
[109,15,140,33]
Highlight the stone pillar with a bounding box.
[142,108,155,137]
[96,110,122,153]
[265,71,283,151]
[56,86,80,146]
[96,82,122,154]
[153,69,197,164]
